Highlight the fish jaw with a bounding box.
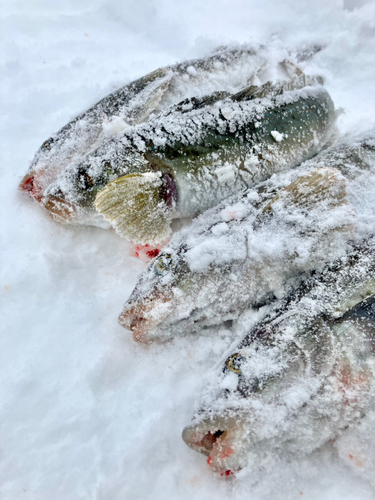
[40,195,76,223]
[182,415,249,475]
[19,170,76,222]
[19,170,45,202]
[118,291,176,343]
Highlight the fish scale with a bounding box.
[19,45,269,221]
[92,77,334,243]
[20,69,335,243]
[182,236,375,477]
[119,132,375,342]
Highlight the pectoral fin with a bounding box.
[95,172,175,245]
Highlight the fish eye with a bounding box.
[77,168,94,191]
[225,353,243,374]
[101,160,113,174]
[155,254,174,274]
[41,137,54,151]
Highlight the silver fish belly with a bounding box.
[119,132,375,342]
[182,236,375,476]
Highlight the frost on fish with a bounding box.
[182,236,375,477]
[95,172,176,244]
[120,168,355,342]
[119,132,375,342]
[40,74,335,242]
[19,44,268,211]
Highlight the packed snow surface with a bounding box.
[2,0,375,498]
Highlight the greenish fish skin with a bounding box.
[182,236,375,476]
[42,75,336,233]
[19,45,267,213]
[119,133,375,342]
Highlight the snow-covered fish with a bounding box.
[120,133,375,342]
[19,44,268,216]
[182,236,375,477]
[26,75,335,244]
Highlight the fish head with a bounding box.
[118,194,254,342]
[19,136,70,204]
[19,167,78,222]
[119,216,252,342]
[119,245,218,342]
[182,318,337,475]
[20,156,118,224]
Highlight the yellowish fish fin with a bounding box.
[262,167,349,215]
[95,172,174,245]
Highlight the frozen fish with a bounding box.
[120,133,375,342]
[34,75,335,242]
[19,44,268,215]
[182,236,375,477]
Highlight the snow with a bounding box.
[271,130,284,142]
[2,0,375,499]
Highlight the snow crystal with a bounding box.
[271,130,284,142]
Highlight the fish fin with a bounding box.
[262,167,350,216]
[233,72,320,102]
[279,59,304,78]
[246,60,270,86]
[95,172,173,245]
[131,71,173,124]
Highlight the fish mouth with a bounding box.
[182,415,246,476]
[19,171,43,202]
[118,292,174,343]
[40,195,76,223]
[20,171,75,223]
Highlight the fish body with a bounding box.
[120,133,375,342]
[182,236,375,477]
[35,76,335,243]
[19,45,268,213]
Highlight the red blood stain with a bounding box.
[221,470,234,477]
[146,249,160,259]
[131,242,165,262]
[336,365,369,406]
[207,456,212,465]
[19,174,43,202]
[217,446,234,460]
[348,454,364,467]
[20,176,34,193]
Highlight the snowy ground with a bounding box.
[2,0,375,498]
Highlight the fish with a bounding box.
[119,132,375,342]
[335,408,375,486]
[29,73,335,244]
[19,44,268,218]
[182,235,375,478]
